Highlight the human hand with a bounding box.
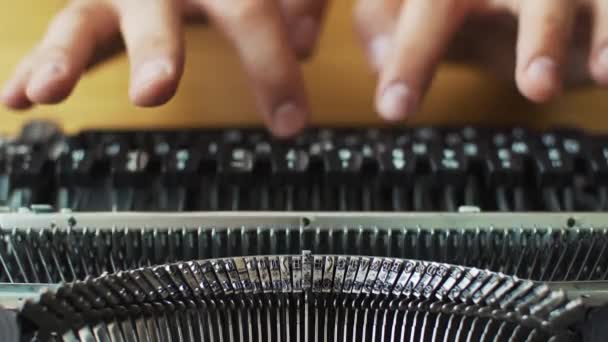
[354,0,607,121]
[0,0,328,137]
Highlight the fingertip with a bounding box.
[590,47,608,86]
[1,81,32,110]
[130,59,180,107]
[517,57,561,103]
[25,61,77,104]
[2,97,33,111]
[376,82,418,122]
[1,91,33,111]
[270,102,309,138]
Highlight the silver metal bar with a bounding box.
[2,211,607,232]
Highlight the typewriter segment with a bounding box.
[1,121,608,341]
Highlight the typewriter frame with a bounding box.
[3,210,608,342]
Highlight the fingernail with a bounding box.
[290,16,318,51]
[28,62,67,94]
[377,83,417,121]
[273,102,307,137]
[370,35,391,70]
[526,57,558,85]
[133,59,173,90]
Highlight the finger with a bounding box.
[1,54,36,110]
[113,0,184,107]
[280,0,328,59]
[200,0,309,137]
[515,0,576,102]
[353,0,402,71]
[4,1,117,106]
[590,0,608,85]
[376,0,470,121]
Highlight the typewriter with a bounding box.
[1,120,608,342]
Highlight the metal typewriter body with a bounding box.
[3,121,608,341]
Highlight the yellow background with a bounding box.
[1,1,607,135]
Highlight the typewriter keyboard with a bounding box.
[1,121,606,212]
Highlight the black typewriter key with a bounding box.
[54,135,107,211]
[410,128,443,211]
[587,138,608,211]
[431,148,468,185]
[249,158,272,210]
[163,148,201,187]
[175,139,218,211]
[591,142,608,178]
[553,130,598,211]
[528,133,576,211]
[56,148,97,187]
[5,143,56,208]
[147,132,175,156]
[217,147,254,210]
[111,149,153,187]
[6,146,49,186]
[535,140,575,187]
[378,147,415,211]
[444,131,463,147]
[323,147,364,210]
[510,132,532,159]
[222,129,244,144]
[378,147,416,180]
[162,149,202,211]
[414,127,440,142]
[108,149,158,211]
[485,147,525,211]
[354,136,386,211]
[432,147,468,211]
[394,130,412,147]
[324,147,363,180]
[486,147,524,184]
[359,159,379,211]
[270,147,310,210]
[271,147,309,183]
[458,128,487,207]
[218,147,254,183]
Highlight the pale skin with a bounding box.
[1,0,607,138]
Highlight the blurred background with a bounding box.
[1,1,607,135]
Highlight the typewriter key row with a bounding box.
[2,123,608,212]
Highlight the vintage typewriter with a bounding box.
[1,120,608,341]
